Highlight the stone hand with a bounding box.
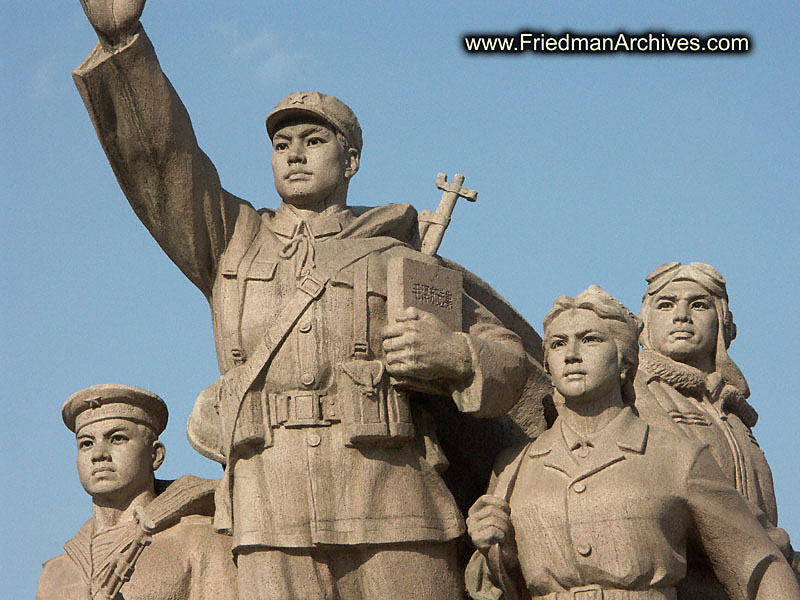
[79,0,145,49]
[382,307,471,382]
[467,495,518,564]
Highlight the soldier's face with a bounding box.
[545,308,622,403]
[76,418,162,505]
[647,280,718,366]
[271,119,356,208]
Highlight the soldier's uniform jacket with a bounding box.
[634,349,777,524]
[465,407,791,600]
[633,349,794,599]
[36,478,237,600]
[73,29,529,550]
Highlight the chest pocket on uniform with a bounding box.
[330,265,387,297]
[246,260,277,281]
[219,250,278,367]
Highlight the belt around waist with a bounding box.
[533,586,676,600]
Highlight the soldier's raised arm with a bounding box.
[79,0,144,50]
[74,0,254,297]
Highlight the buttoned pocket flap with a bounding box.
[330,261,386,296]
[246,260,278,281]
[220,260,240,279]
[330,266,354,288]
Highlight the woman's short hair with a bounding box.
[543,285,641,402]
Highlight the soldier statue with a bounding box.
[634,262,799,598]
[73,1,539,598]
[36,384,237,600]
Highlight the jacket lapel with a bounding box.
[532,425,576,480]
[572,444,626,483]
[572,408,648,483]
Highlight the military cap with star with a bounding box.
[266,91,363,153]
[62,384,168,435]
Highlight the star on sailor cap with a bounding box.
[84,396,102,409]
[62,384,168,435]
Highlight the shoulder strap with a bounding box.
[95,521,151,600]
[352,258,370,358]
[93,477,217,600]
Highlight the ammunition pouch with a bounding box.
[337,359,415,447]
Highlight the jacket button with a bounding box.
[301,373,315,387]
[577,543,592,556]
[573,482,586,493]
[307,432,321,447]
[299,319,312,333]
[575,446,590,459]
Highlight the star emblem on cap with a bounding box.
[84,396,102,409]
[289,93,308,105]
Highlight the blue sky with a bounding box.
[3,2,798,595]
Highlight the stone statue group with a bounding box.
[38,2,799,599]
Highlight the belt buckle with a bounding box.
[298,272,325,298]
[571,584,603,600]
[281,392,334,428]
[285,392,320,427]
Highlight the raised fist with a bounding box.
[79,0,145,49]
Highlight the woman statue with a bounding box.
[465,285,798,600]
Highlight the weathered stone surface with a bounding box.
[63,4,799,599]
[71,1,547,597]
[465,287,800,600]
[634,262,799,598]
[36,384,237,600]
